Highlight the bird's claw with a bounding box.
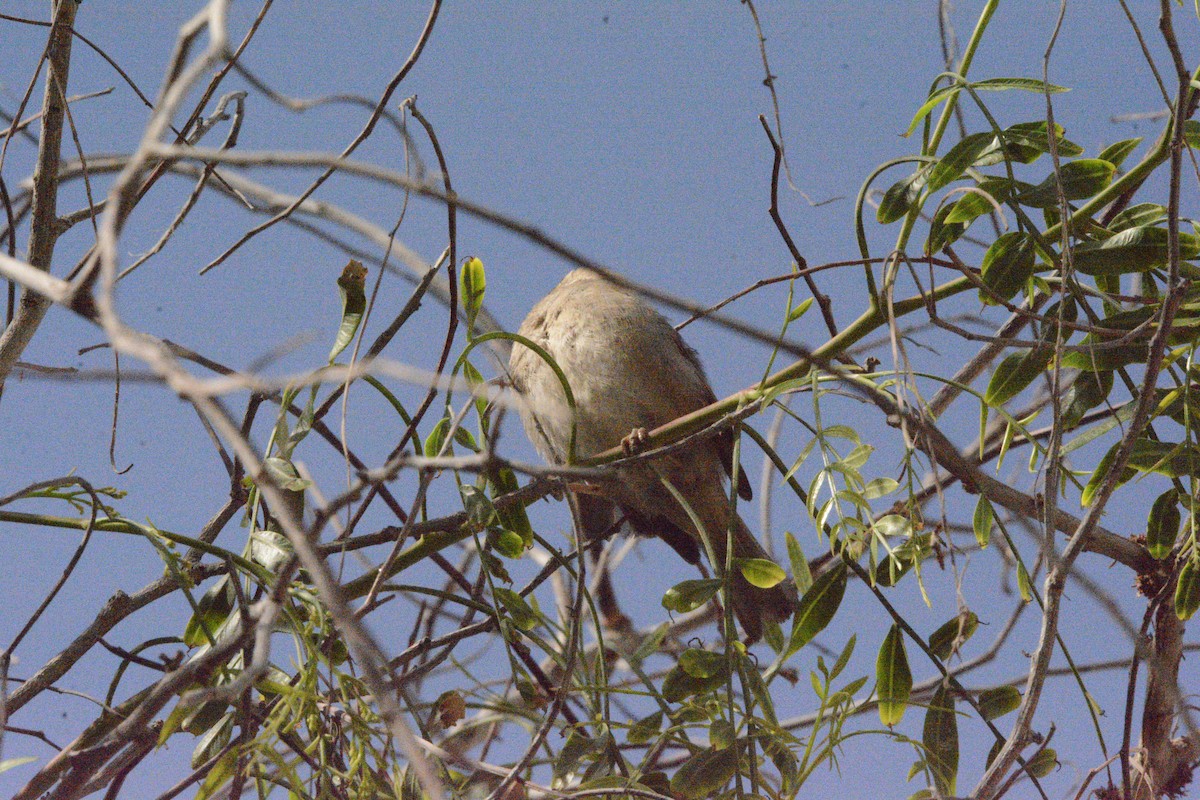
[621,427,650,456]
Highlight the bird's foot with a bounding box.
[621,427,650,456]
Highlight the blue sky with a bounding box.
[1,2,1195,797]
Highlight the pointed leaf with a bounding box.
[662,578,722,613]
[460,256,486,329]
[1072,225,1200,275]
[1026,747,1058,778]
[670,744,740,799]
[985,346,1053,405]
[1017,562,1034,602]
[1017,159,1116,208]
[922,684,959,797]
[944,177,1023,224]
[980,231,1036,305]
[976,120,1083,165]
[1108,203,1167,232]
[1096,138,1143,170]
[679,648,726,679]
[1175,559,1200,621]
[1062,369,1114,429]
[927,132,994,192]
[787,296,814,323]
[494,587,540,631]
[786,532,813,594]
[973,495,994,548]
[978,685,1021,720]
[926,201,970,254]
[788,562,848,655]
[928,611,979,660]
[1147,490,1181,559]
[876,624,913,726]
[627,711,663,745]
[878,169,928,224]
[662,664,727,703]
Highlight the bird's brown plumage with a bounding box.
[509,268,795,641]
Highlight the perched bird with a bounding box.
[508,268,795,641]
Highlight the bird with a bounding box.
[508,268,796,642]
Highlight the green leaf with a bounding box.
[662,578,723,613]
[1082,439,1200,506]
[1026,747,1058,778]
[763,618,785,653]
[788,562,847,656]
[979,231,1036,305]
[263,456,310,492]
[489,528,526,559]
[424,417,451,457]
[1185,120,1200,149]
[928,611,979,660]
[554,729,596,780]
[743,657,778,724]
[876,624,912,726]
[630,623,669,664]
[679,648,726,679]
[460,256,486,329]
[976,120,1083,165]
[195,741,237,796]
[1097,138,1143,170]
[670,744,740,799]
[984,346,1053,405]
[462,359,490,418]
[249,528,292,572]
[491,468,534,549]
[459,484,497,530]
[786,532,814,594]
[922,683,959,797]
[878,169,928,224]
[830,633,857,680]
[842,442,874,470]
[863,477,900,500]
[1017,561,1034,602]
[736,557,786,588]
[978,685,1021,720]
[926,202,970,254]
[494,587,540,631]
[1061,369,1114,429]
[662,664,727,703]
[1108,203,1168,232]
[973,496,994,549]
[926,132,994,192]
[903,80,1068,138]
[709,719,736,750]
[1176,559,1200,621]
[904,85,965,137]
[1072,225,1200,275]
[191,714,234,768]
[627,711,663,745]
[787,296,814,323]
[944,177,1026,224]
[875,554,914,587]
[1147,490,1181,559]
[767,739,799,794]
[971,77,1069,94]
[1059,306,1155,372]
[1017,158,1117,208]
[184,576,234,647]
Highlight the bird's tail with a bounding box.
[709,515,797,643]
